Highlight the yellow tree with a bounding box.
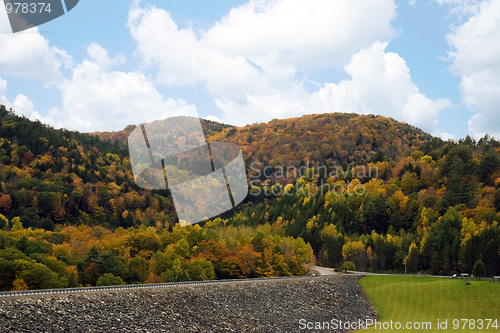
[11,278,29,291]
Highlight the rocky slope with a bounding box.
[0,275,375,332]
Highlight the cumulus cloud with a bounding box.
[87,43,125,71]
[0,76,52,124]
[202,0,397,71]
[327,42,451,131]
[444,0,500,138]
[126,0,451,136]
[48,44,197,132]
[216,42,451,135]
[1,0,454,136]
[0,10,72,81]
[127,0,397,100]
[128,4,274,102]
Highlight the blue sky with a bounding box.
[1,0,499,140]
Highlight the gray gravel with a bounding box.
[0,275,376,332]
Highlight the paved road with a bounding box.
[313,267,455,279]
[311,266,336,276]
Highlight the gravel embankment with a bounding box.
[0,275,376,332]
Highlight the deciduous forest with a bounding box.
[1,104,499,291]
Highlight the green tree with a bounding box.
[472,260,486,278]
[341,261,355,272]
[0,258,15,290]
[15,259,62,290]
[320,235,344,268]
[96,273,125,286]
[438,145,477,213]
[96,252,128,279]
[423,208,461,275]
[0,213,8,230]
[478,148,500,185]
[67,272,79,288]
[187,259,215,281]
[128,257,149,283]
[362,194,388,234]
[405,243,420,273]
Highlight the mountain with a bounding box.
[96,113,437,164]
[0,104,177,230]
[91,119,233,145]
[208,113,436,164]
[1,103,497,230]
[1,103,500,292]
[95,112,444,186]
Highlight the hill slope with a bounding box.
[1,104,500,292]
[95,112,439,166]
[209,113,436,165]
[1,104,444,229]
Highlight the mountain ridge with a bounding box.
[92,112,439,166]
[1,103,500,291]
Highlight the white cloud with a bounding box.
[437,131,456,140]
[128,4,274,102]
[0,10,72,81]
[127,0,397,101]
[0,78,7,104]
[11,94,55,124]
[1,0,453,137]
[0,76,52,124]
[434,0,480,17]
[215,42,451,134]
[444,0,500,138]
[126,1,451,136]
[202,0,397,71]
[48,44,197,132]
[11,94,34,117]
[87,43,125,71]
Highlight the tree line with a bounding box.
[1,104,500,290]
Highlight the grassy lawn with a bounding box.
[358,275,500,332]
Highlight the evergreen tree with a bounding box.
[472,260,486,278]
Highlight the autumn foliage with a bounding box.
[1,104,500,290]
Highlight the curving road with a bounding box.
[311,266,336,275]
[312,266,456,279]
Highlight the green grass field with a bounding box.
[358,275,500,332]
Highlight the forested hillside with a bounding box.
[1,104,499,291]
[0,105,313,290]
